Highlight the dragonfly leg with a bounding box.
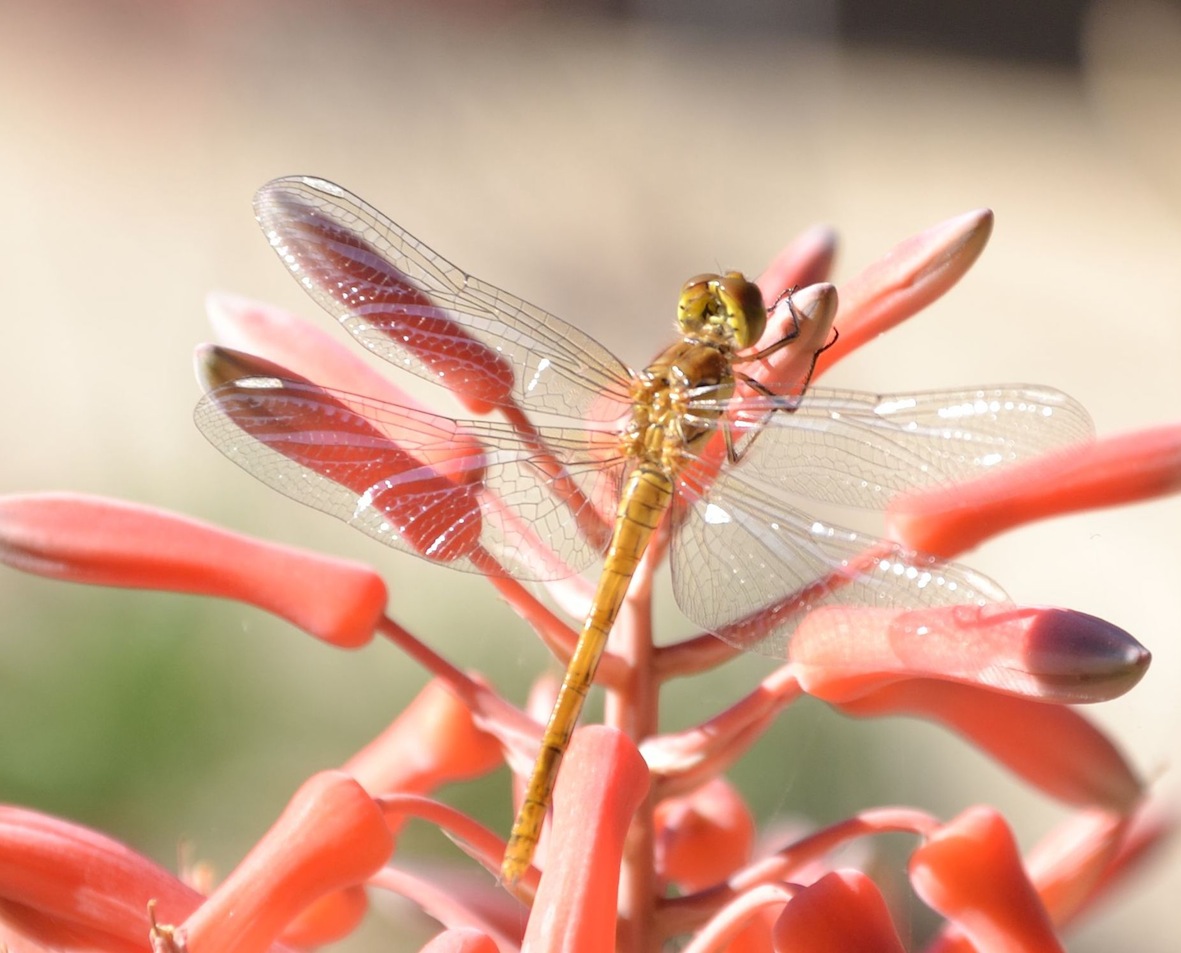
[720,400,789,464]
[725,291,841,462]
[735,286,802,365]
[733,289,839,392]
[723,415,739,464]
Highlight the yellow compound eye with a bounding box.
[714,272,766,348]
[676,272,766,348]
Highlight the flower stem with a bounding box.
[605,547,660,952]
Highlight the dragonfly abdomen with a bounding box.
[501,463,674,881]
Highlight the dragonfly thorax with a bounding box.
[623,338,736,472]
[676,271,767,349]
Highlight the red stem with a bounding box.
[604,548,660,953]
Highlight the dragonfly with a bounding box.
[195,176,1093,883]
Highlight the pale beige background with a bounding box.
[0,1,1178,950]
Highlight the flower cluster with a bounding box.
[1,207,1177,952]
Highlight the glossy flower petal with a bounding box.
[888,423,1181,557]
[790,603,1148,704]
[181,771,392,953]
[343,677,504,799]
[522,727,650,953]
[910,807,1064,953]
[277,886,368,949]
[655,778,755,890]
[0,805,203,950]
[770,870,906,953]
[814,209,993,379]
[0,492,386,648]
[834,680,1143,811]
[418,928,501,953]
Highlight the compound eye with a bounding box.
[716,272,767,348]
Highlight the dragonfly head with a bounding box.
[676,271,767,349]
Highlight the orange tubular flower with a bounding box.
[343,678,504,800]
[418,929,503,953]
[654,778,755,892]
[2,198,1178,952]
[179,771,392,953]
[770,870,907,953]
[888,423,1181,558]
[0,492,387,649]
[0,805,204,951]
[910,807,1065,953]
[522,727,650,953]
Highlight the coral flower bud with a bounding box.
[195,346,486,565]
[182,771,392,953]
[758,282,839,398]
[343,678,503,798]
[0,805,202,947]
[910,807,1064,953]
[206,292,426,414]
[790,604,1148,704]
[1024,809,1128,926]
[888,424,1181,557]
[835,680,1143,811]
[815,209,993,378]
[755,223,837,308]
[770,870,906,953]
[0,492,386,648]
[418,928,501,953]
[655,778,754,890]
[522,727,649,953]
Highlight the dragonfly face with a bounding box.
[676,271,768,348]
[195,176,1094,882]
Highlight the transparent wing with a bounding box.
[194,376,625,581]
[254,176,634,420]
[687,384,1093,508]
[670,468,1009,656]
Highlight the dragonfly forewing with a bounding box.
[255,176,634,421]
[685,384,1093,510]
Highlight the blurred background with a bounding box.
[1,0,1179,949]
